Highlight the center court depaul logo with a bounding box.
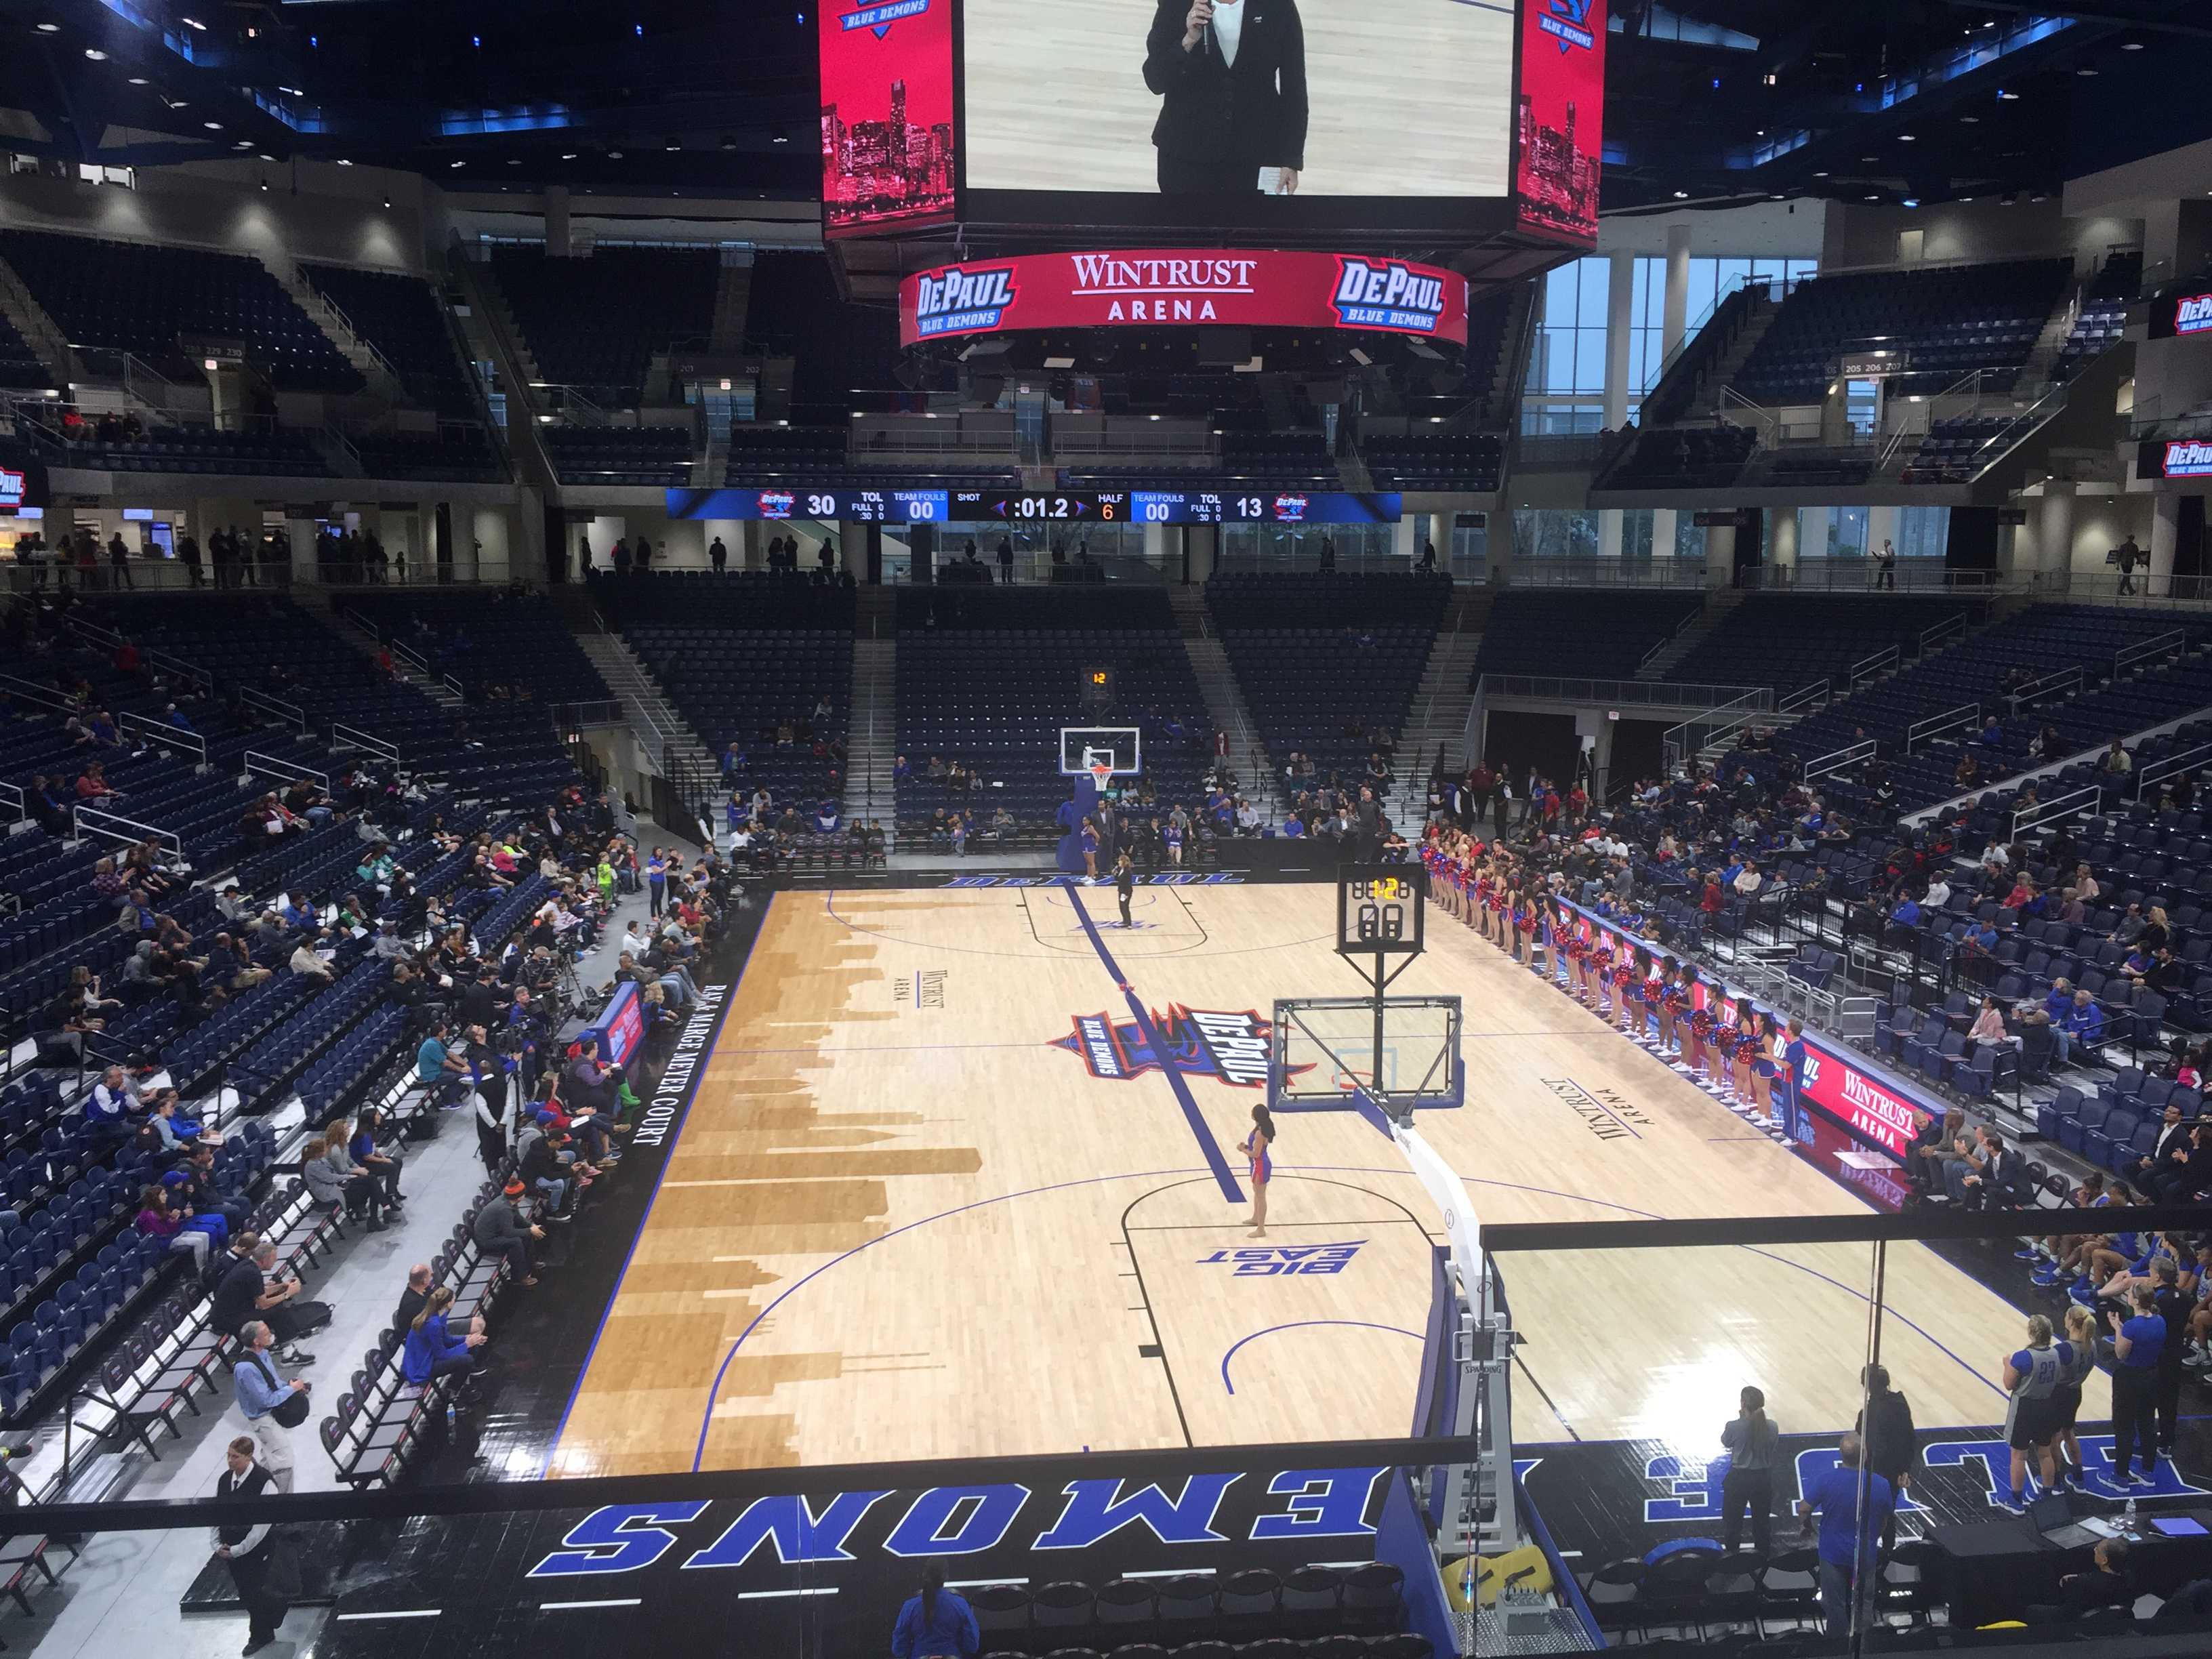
[1053,1005,1308,1090]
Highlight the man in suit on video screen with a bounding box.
[1143,0,1309,195]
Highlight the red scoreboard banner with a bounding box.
[819,0,956,237]
[899,250,1472,349]
[1515,0,1607,246]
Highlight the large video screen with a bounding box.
[819,0,957,237]
[960,0,1516,231]
[1515,0,1606,244]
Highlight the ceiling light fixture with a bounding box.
[335,157,352,166]
[1672,190,1688,199]
[2076,66,2098,77]
[202,120,222,130]
[1898,133,1916,142]
[34,22,57,33]
[560,152,577,160]
[83,48,106,60]
[181,14,205,28]
[127,76,147,85]
[607,149,623,159]
[1960,115,1980,124]
[449,159,465,168]
[1997,89,2020,100]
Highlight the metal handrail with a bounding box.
[2011,783,2104,844]
[1848,644,1900,688]
[1904,702,1983,753]
[332,723,400,766]
[1777,679,1832,717]
[243,751,327,789]
[119,711,205,765]
[1917,614,1967,655]
[1482,675,1768,710]
[1637,603,1708,673]
[2013,665,2084,709]
[1660,685,1781,773]
[0,781,22,830]
[2135,741,2212,804]
[241,689,307,732]
[70,803,181,855]
[1804,739,1877,783]
[0,672,77,713]
[2116,628,2186,676]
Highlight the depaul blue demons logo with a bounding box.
[840,0,930,39]
[1054,1004,1303,1090]
[2175,293,2212,335]
[913,264,1020,340]
[1273,495,1310,523]
[756,490,796,520]
[1200,1242,1363,1275]
[1331,258,1448,337]
[1538,0,1595,53]
[2165,440,2212,479]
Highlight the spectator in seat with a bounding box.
[2064,989,2106,1061]
[136,1181,211,1273]
[24,774,70,837]
[86,1064,144,1142]
[288,930,337,985]
[2029,1538,2133,1624]
[414,1018,472,1109]
[472,1179,545,1288]
[300,1134,385,1232]
[403,1285,486,1391]
[2100,737,2133,778]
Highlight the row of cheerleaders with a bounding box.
[1420,827,1814,1143]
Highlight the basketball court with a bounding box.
[541,873,2036,1481]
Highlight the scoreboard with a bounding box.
[1336,867,1427,958]
[669,487,1403,526]
[955,491,1403,526]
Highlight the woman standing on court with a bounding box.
[1999,1313,2066,1509]
[2052,1305,2099,1490]
[890,1559,979,1659]
[2108,1283,2167,1486]
[1719,1385,1780,1556]
[1241,1103,1275,1238]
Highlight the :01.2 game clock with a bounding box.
[1336,865,1427,957]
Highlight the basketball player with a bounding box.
[1143,0,1309,197]
[1999,1313,2067,1509]
[2052,1305,2099,1489]
[1240,1103,1275,1237]
[1115,854,1136,926]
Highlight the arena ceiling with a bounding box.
[0,1,2203,218]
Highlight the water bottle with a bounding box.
[446,1401,457,1432]
[2124,1495,2137,1536]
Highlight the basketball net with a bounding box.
[1088,762,1114,791]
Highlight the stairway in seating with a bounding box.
[710,260,753,354]
[260,255,408,405]
[1635,592,1738,681]
[1386,628,1484,830]
[1686,296,1784,417]
[0,251,73,386]
[575,629,716,784]
[1167,584,1210,638]
[325,602,466,710]
[843,638,897,846]
[1182,635,1289,817]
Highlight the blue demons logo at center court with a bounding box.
[840,0,930,39]
[1054,1005,1303,1090]
[912,264,1020,339]
[1538,0,1595,52]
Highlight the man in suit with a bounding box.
[2132,1101,2192,1194]
[211,1437,290,1654]
[1144,0,1307,196]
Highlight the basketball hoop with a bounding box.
[1088,762,1114,790]
[1331,1067,1378,1097]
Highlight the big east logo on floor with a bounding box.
[911,264,1019,338]
[1331,259,1449,337]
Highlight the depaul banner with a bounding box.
[899,250,1472,348]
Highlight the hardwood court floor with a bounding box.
[545,884,2028,1478]
[961,0,1515,199]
